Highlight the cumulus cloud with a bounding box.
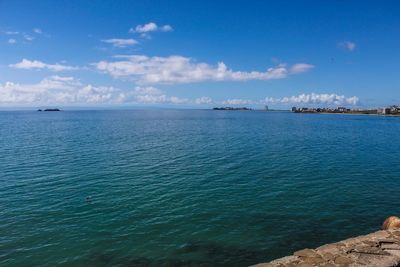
[10,59,79,72]
[8,39,16,44]
[133,86,162,95]
[94,55,314,84]
[131,86,188,104]
[221,99,253,105]
[132,22,157,33]
[265,93,359,106]
[338,41,356,51]
[0,76,108,104]
[0,77,189,105]
[129,22,173,33]
[101,38,138,47]
[195,96,213,104]
[134,94,188,104]
[0,76,125,104]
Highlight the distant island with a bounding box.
[37,108,61,112]
[213,107,253,111]
[292,105,400,116]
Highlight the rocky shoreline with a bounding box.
[252,216,400,267]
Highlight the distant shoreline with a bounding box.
[296,111,400,117]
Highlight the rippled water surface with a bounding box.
[1,110,400,266]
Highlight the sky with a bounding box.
[1,0,400,109]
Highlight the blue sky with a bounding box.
[1,0,400,108]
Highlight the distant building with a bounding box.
[378,108,389,115]
[265,105,269,111]
[291,107,297,112]
[390,105,400,114]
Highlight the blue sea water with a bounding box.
[1,109,400,267]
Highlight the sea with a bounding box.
[1,109,400,267]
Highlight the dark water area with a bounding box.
[1,109,400,266]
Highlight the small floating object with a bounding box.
[382,216,400,230]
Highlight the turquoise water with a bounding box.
[1,110,400,267]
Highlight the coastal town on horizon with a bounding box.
[212,104,400,116]
[291,105,400,115]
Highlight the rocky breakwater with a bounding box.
[252,216,400,267]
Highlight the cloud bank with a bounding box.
[94,55,314,84]
[0,76,188,105]
[0,76,119,104]
[265,93,359,105]
[0,77,359,108]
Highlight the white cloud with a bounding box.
[222,99,253,105]
[131,86,188,104]
[133,22,157,33]
[129,22,173,33]
[0,76,188,105]
[94,55,313,84]
[32,28,50,38]
[195,96,213,104]
[101,38,138,47]
[33,28,43,34]
[160,25,173,32]
[0,76,128,104]
[290,63,314,74]
[265,93,359,106]
[338,41,356,51]
[10,59,78,72]
[8,39,16,44]
[2,29,43,43]
[133,94,188,104]
[133,86,162,95]
[2,28,47,43]
[23,34,34,41]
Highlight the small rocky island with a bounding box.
[37,108,61,112]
